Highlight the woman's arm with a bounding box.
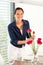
[17,40,25,45]
[8,25,25,45]
[17,36,34,45]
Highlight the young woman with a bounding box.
[8,7,35,63]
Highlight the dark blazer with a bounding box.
[8,19,30,48]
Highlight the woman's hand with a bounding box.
[25,34,35,43]
[25,37,33,43]
[17,40,26,45]
[17,34,35,45]
[31,34,35,40]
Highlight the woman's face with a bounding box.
[14,10,24,22]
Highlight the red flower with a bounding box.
[38,38,42,41]
[27,40,32,45]
[26,29,32,32]
[37,38,42,45]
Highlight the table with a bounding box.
[12,60,43,65]
[11,55,43,65]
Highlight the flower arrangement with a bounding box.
[35,38,42,54]
[26,29,43,55]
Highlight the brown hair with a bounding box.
[14,7,24,15]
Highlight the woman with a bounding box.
[8,7,34,63]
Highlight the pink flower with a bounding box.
[26,40,32,45]
[37,38,42,45]
[26,29,32,38]
[26,29,32,32]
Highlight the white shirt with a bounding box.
[20,30,23,35]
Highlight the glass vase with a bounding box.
[31,52,38,65]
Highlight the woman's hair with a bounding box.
[14,7,24,15]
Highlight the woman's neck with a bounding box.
[16,20,22,24]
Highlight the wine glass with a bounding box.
[31,47,38,65]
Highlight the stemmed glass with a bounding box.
[31,42,38,65]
